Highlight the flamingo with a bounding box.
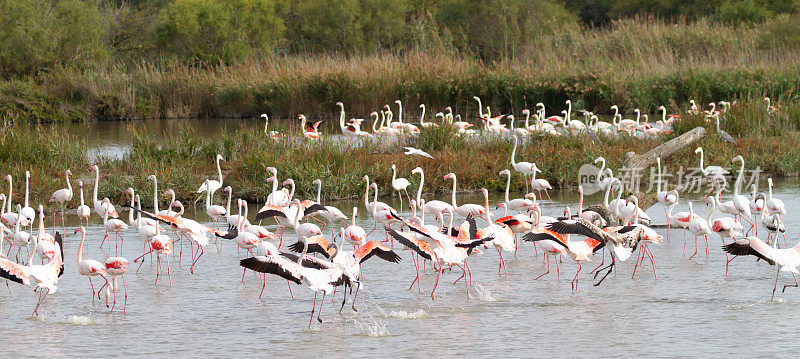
[101,198,128,255]
[204,179,227,228]
[240,236,357,328]
[388,209,491,300]
[342,207,367,247]
[104,256,129,313]
[299,114,322,140]
[76,181,91,227]
[530,164,553,203]
[510,135,536,191]
[655,157,677,222]
[48,169,73,230]
[11,205,31,261]
[695,147,729,195]
[261,114,283,141]
[705,195,743,274]
[224,186,247,228]
[265,166,289,206]
[766,177,786,217]
[443,172,486,220]
[132,213,172,286]
[523,228,600,288]
[21,171,35,226]
[74,226,107,304]
[729,156,753,227]
[749,184,765,236]
[394,100,420,133]
[475,188,515,275]
[418,104,438,129]
[498,169,535,212]
[412,167,452,216]
[391,164,412,212]
[2,175,29,228]
[90,165,118,219]
[33,205,56,262]
[687,202,712,261]
[128,201,217,274]
[0,211,63,316]
[193,154,224,203]
[723,236,800,300]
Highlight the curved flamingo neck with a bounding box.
[216,157,223,183]
[363,176,371,207]
[315,181,322,203]
[449,175,458,208]
[77,229,86,263]
[511,137,518,166]
[734,159,744,196]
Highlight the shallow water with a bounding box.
[2,181,799,357]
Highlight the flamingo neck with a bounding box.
[77,230,85,263]
[151,178,159,213]
[450,176,457,208]
[363,176,370,207]
[511,137,518,166]
[657,159,662,193]
[316,181,322,203]
[129,191,135,226]
[24,172,30,206]
[216,157,223,183]
[504,173,510,204]
[351,207,357,227]
[416,171,424,204]
[226,188,232,214]
[734,159,744,196]
[93,167,100,203]
[419,105,425,125]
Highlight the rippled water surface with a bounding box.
[2,182,800,357]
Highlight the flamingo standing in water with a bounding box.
[530,164,552,202]
[723,236,799,300]
[299,114,323,140]
[444,173,486,220]
[687,202,712,261]
[74,226,107,304]
[104,256,130,313]
[48,168,75,229]
[90,165,118,219]
[193,154,224,203]
[523,225,600,288]
[240,235,357,328]
[0,212,63,316]
[21,171,35,227]
[391,164,412,213]
[76,181,91,228]
[2,175,29,228]
[101,198,128,255]
[204,179,227,228]
[261,114,283,141]
[132,213,172,286]
[412,167,452,216]
[510,136,536,192]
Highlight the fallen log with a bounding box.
[622,126,707,171]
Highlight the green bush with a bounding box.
[153,0,284,63]
[0,0,108,75]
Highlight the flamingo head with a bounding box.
[395,99,401,105]
[124,187,133,195]
[266,176,274,183]
[362,175,369,182]
[312,179,321,186]
[78,180,84,187]
[335,102,343,107]
[282,179,293,186]
[481,188,488,195]
[298,114,306,120]
[499,169,510,176]
[694,147,703,155]
[522,109,530,115]
[443,173,454,180]
[495,203,503,209]
[411,167,422,175]
[524,193,536,201]
[74,227,84,235]
[594,157,605,165]
[66,169,72,176]
[260,114,267,119]
[445,106,452,112]
[731,155,743,164]
[4,174,11,181]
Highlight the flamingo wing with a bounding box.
[355,240,401,264]
[522,229,568,249]
[240,256,303,284]
[303,203,327,217]
[254,209,288,222]
[722,240,775,265]
[385,228,433,260]
[0,258,30,284]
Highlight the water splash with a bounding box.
[354,317,388,337]
[387,309,430,319]
[472,283,497,302]
[66,315,97,326]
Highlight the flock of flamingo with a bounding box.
[0,97,792,327]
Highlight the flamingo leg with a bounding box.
[571,262,582,291]
[89,277,96,303]
[556,254,561,281]
[317,292,326,323]
[534,255,550,280]
[122,275,127,314]
[591,248,606,273]
[309,292,318,328]
[772,268,781,301]
[688,235,698,260]
[431,267,442,301]
[190,245,204,274]
[782,273,799,293]
[287,280,294,300]
[408,253,421,292]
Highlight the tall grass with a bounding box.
[2,18,800,123]
[5,97,800,211]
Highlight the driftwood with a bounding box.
[622,126,707,171]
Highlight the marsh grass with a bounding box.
[3,99,800,213]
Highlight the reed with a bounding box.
[3,99,800,212]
